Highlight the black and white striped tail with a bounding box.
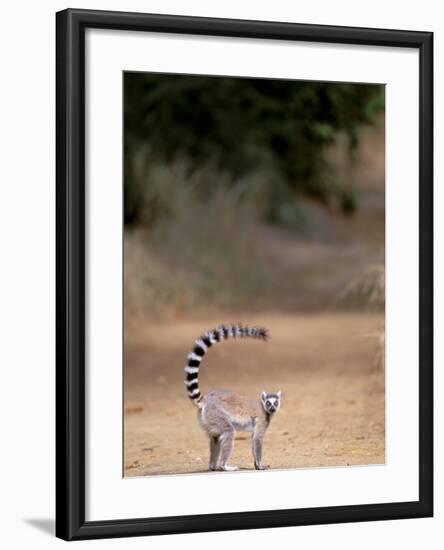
[185,323,269,406]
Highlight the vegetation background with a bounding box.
[124,73,384,318]
[123,73,385,476]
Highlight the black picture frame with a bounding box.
[56,8,433,541]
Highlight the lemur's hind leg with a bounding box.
[201,404,238,471]
[209,436,220,471]
[217,428,238,471]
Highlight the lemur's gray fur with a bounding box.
[185,323,281,471]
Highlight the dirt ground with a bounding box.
[124,312,384,477]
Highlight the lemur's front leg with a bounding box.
[252,428,269,470]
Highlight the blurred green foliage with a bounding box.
[124,73,384,227]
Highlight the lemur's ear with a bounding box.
[261,391,267,401]
[277,390,282,399]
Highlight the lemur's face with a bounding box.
[261,391,282,414]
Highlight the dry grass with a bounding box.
[339,264,385,310]
[125,116,385,320]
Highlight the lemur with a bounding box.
[185,323,281,471]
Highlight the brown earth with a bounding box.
[124,312,384,477]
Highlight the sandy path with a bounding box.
[124,312,384,477]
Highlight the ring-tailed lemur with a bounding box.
[185,323,281,471]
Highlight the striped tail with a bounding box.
[185,323,269,406]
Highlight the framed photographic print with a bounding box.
[56,8,433,540]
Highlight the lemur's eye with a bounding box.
[266,401,271,407]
